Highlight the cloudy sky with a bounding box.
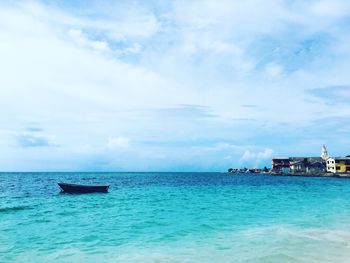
[1,0,350,171]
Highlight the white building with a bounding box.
[326,157,350,174]
[326,158,336,173]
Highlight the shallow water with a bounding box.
[2,172,350,262]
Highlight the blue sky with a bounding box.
[1,0,350,171]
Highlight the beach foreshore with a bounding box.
[269,172,350,178]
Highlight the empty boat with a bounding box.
[58,182,110,194]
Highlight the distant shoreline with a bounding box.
[227,171,350,178]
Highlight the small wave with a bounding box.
[0,205,32,213]
[239,224,350,242]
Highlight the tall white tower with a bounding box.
[321,144,328,160]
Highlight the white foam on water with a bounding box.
[11,225,350,263]
[113,225,350,263]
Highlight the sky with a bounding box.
[1,0,350,171]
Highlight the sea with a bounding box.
[2,172,350,263]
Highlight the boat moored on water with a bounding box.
[58,182,110,194]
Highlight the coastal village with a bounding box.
[228,145,350,177]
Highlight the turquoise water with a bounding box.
[2,172,350,262]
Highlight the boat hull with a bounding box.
[58,183,109,194]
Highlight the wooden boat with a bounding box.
[58,182,110,194]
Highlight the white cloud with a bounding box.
[68,29,110,52]
[15,133,58,148]
[9,127,59,148]
[265,62,284,77]
[107,137,130,149]
[310,0,350,17]
[240,148,274,167]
